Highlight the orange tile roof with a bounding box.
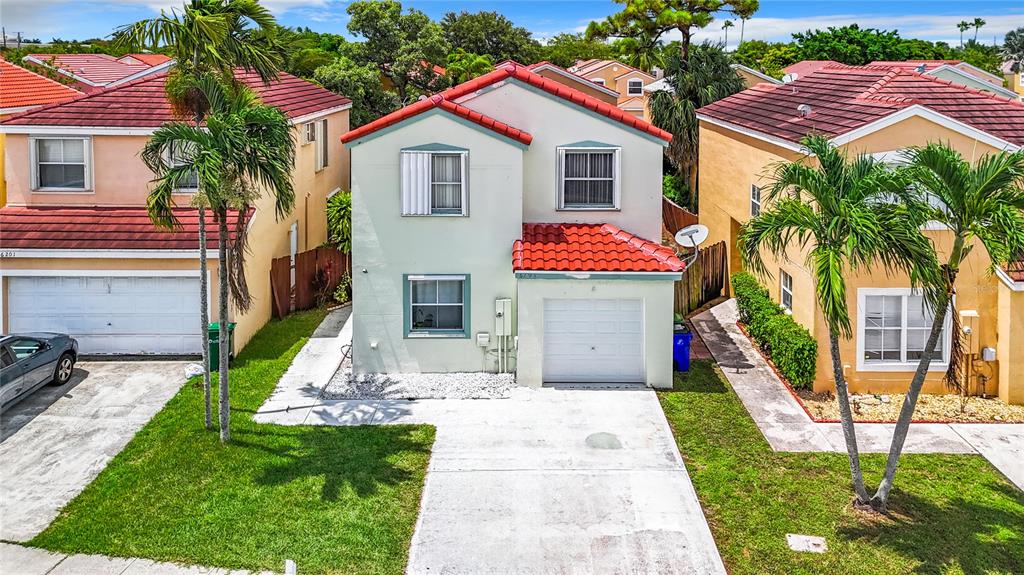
[0,57,80,111]
[513,223,684,273]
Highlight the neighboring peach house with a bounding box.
[1003,60,1024,98]
[570,59,658,118]
[0,71,351,355]
[341,62,683,388]
[784,59,1019,100]
[521,61,619,105]
[696,63,1024,405]
[0,57,81,205]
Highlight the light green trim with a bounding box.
[402,143,469,152]
[403,274,472,339]
[506,79,671,147]
[559,140,619,149]
[515,271,681,281]
[348,109,529,150]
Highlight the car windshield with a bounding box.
[9,339,44,360]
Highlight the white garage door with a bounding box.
[9,276,202,355]
[543,298,644,383]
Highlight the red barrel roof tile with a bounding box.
[512,223,684,273]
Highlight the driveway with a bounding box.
[0,361,188,542]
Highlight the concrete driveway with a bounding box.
[0,361,188,542]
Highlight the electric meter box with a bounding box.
[495,298,512,336]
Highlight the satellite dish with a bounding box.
[782,72,798,83]
[675,224,709,249]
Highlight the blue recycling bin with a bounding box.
[673,327,693,372]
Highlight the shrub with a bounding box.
[731,272,817,388]
[326,190,352,252]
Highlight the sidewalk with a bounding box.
[693,299,1024,491]
[0,543,274,575]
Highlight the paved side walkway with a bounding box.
[0,542,273,575]
[694,299,1024,490]
[257,313,727,574]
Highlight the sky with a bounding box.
[2,0,1021,48]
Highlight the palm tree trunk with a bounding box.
[218,211,231,443]
[740,19,746,45]
[829,330,871,504]
[199,208,212,431]
[872,238,964,510]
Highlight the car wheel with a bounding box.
[52,353,76,385]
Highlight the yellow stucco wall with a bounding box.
[1004,72,1024,97]
[997,282,1024,404]
[533,68,618,105]
[698,114,1023,403]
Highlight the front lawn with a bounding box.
[31,309,435,575]
[660,360,1024,575]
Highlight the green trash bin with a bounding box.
[207,322,236,369]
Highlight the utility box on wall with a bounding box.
[495,298,512,336]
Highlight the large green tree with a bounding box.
[648,42,745,210]
[871,145,1024,511]
[440,11,541,64]
[792,24,910,65]
[346,0,448,102]
[114,0,285,439]
[732,39,800,78]
[741,136,937,507]
[611,32,664,73]
[538,33,615,68]
[586,0,759,65]
[314,57,401,128]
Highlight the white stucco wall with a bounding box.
[348,113,524,374]
[516,278,676,388]
[463,81,665,241]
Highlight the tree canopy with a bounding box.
[537,33,615,68]
[440,11,541,64]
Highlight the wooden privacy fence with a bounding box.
[662,196,698,238]
[271,246,351,318]
[674,240,727,317]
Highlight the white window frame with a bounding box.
[556,146,621,210]
[167,141,199,194]
[780,270,793,311]
[627,78,644,96]
[592,78,606,86]
[302,121,316,145]
[856,287,952,372]
[1019,73,1024,87]
[400,149,469,217]
[314,119,328,172]
[406,274,468,338]
[29,136,92,192]
[750,184,761,216]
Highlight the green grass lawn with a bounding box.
[660,360,1024,575]
[31,309,435,575]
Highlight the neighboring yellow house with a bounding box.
[570,59,658,118]
[1003,61,1024,97]
[0,71,351,355]
[696,63,1024,405]
[732,63,782,88]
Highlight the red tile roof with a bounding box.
[1,70,351,127]
[24,53,167,87]
[341,63,672,145]
[1007,260,1024,282]
[0,57,81,111]
[513,223,684,273]
[0,206,245,250]
[123,53,172,67]
[869,60,962,72]
[782,60,838,78]
[698,65,1024,146]
[341,93,532,145]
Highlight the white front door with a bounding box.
[8,276,202,355]
[542,298,644,383]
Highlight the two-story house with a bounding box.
[0,71,351,355]
[341,63,682,388]
[696,63,1024,405]
[570,59,658,119]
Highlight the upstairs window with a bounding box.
[400,147,468,216]
[750,184,761,216]
[315,119,329,171]
[558,145,620,209]
[780,270,793,311]
[627,78,644,96]
[303,122,316,145]
[32,137,89,191]
[592,78,606,86]
[169,141,199,192]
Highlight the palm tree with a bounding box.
[1001,27,1024,72]
[740,135,938,506]
[142,78,296,443]
[614,32,664,73]
[739,15,750,46]
[114,0,284,436]
[958,21,971,48]
[722,20,734,49]
[870,144,1024,511]
[972,17,986,42]
[648,42,745,211]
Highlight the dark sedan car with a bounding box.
[1,333,78,413]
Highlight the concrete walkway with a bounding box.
[693,299,1024,490]
[256,312,727,574]
[0,361,189,542]
[0,542,273,575]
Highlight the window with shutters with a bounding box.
[557,145,620,209]
[315,119,329,171]
[400,147,468,216]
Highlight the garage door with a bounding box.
[9,276,202,355]
[543,298,644,383]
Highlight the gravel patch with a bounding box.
[797,391,1024,423]
[324,366,516,400]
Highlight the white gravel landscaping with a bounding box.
[323,353,516,400]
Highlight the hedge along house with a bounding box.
[0,71,351,355]
[342,62,683,388]
[696,63,1024,405]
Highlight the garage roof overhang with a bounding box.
[515,270,682,280]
